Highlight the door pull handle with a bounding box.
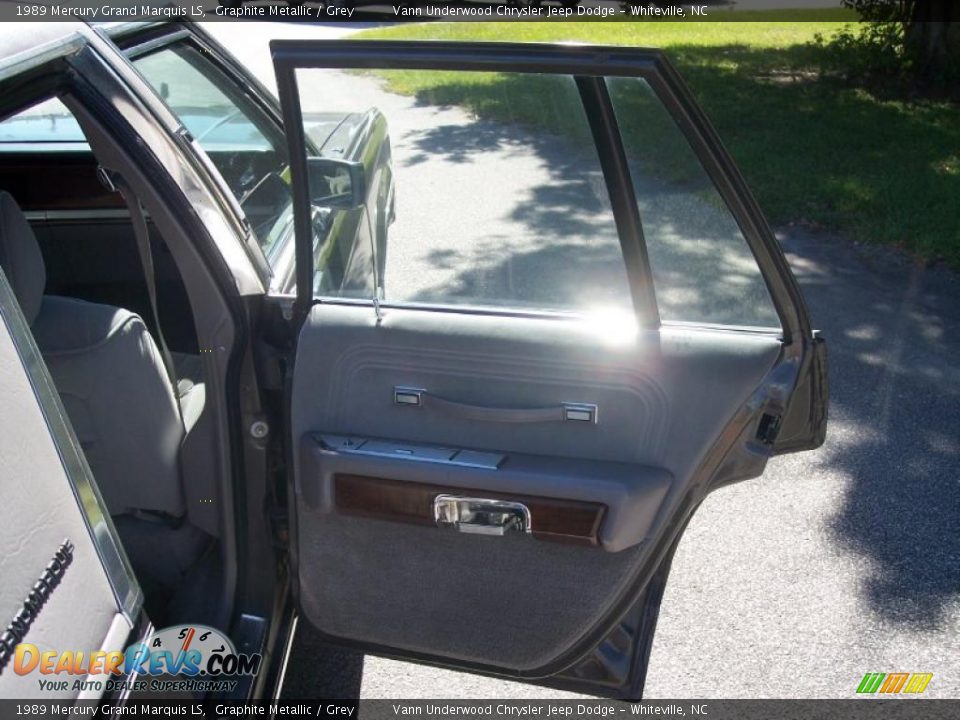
[433,495,531,536]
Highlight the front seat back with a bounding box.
[0,191,185,518]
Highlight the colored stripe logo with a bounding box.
[857,672,933,694]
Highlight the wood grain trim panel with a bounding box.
[334,474,605,547]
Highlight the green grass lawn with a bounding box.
[355,19,960,268]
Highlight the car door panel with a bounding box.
[289,302,782,674]
[0,268,140,699]
[293,305,782,475]
[272,40,825,697]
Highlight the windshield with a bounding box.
[132,41,290,255]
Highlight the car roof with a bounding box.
[0,22,90,83]
[0,21,177,85]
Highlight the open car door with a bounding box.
[271,41,827,698]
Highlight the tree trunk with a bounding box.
[905,0,960,76]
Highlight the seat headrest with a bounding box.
[0,191,45,325]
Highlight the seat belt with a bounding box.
[101,168,187,426]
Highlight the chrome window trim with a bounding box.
[0,267,142,623]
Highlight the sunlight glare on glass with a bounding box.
[576,307,639,346]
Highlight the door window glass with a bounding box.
[292,68,634,314]
[606,77,779,328]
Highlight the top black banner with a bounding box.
[0,0,905,24]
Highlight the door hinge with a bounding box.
[756,412,783,445]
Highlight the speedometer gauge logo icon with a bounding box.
[147,625,236,665]
[128,624,260,677]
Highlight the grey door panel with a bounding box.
[292,305,782,479]
[290,303,782,673]
[299,514,647,672]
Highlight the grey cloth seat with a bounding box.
[0,191,184,518]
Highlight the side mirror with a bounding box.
[306,157,366,210]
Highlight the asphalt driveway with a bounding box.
[208,22,960,699]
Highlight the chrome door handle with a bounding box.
[433,495,531,536]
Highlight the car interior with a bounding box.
[0,96,224,628]
[0,24,315,646]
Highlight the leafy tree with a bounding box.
[842,0,959,79]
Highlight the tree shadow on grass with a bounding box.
[665,43,960,264]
